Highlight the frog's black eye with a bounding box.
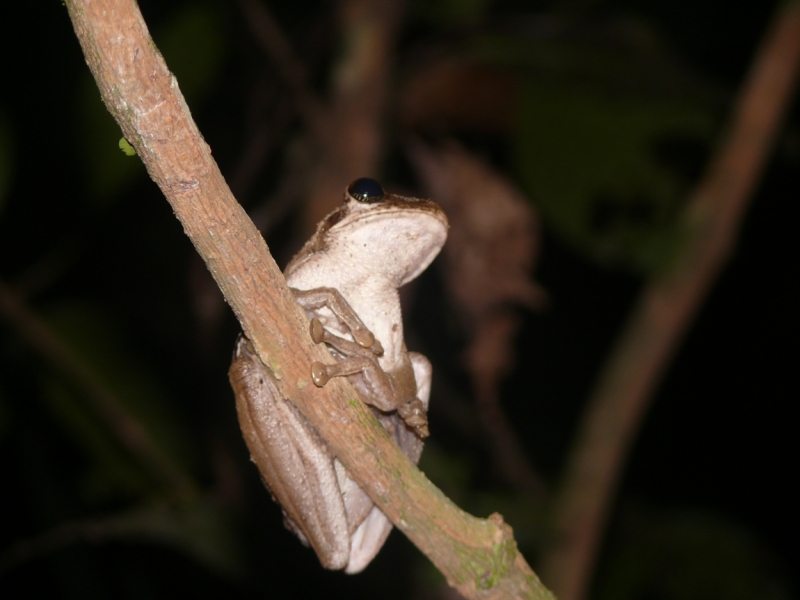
[347,177,385,203]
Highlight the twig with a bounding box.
[64,0,555,597]
[302,0,404,229]
[228,82,293,199]
[0,279,197,501]
[539,4,800,599]
[10,238,79,300]
[470,313,549,499]
[237,0,327,139]
[249,157,308,234]
[1,514,129,573]
[0,499,233,576]
[238,0,403,234]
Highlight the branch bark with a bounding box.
[539,4,800,599]
[64,0,554,597]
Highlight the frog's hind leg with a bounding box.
[345,506,394,574]
[230,337,350,570]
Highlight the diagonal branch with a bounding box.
[539,4,800,599]
[63,0,554,597]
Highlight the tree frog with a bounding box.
[230,178,448,573]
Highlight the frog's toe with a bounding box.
[353,328,375,349]
[311,362,331,387]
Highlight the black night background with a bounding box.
[0,1,797,598]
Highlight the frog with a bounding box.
[230,177,448,573]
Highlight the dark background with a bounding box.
[0,1,797,598]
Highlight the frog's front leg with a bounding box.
[308,320,429,438]
[291,287,383,354]
[291,287,429,438]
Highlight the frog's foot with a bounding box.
[397,399,429,439]
[292,287,382,353]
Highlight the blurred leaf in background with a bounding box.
[97,496,242,579]
[400,19,720,273]
[497,25,718,273]
[515,81,714,273]
[2,495,241,581]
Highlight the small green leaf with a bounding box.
[76,77,146,202]
[118,137,136,156]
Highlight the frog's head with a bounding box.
[319,178,448,286]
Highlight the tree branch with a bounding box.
[64,0,554,597]
[539,4,800,599]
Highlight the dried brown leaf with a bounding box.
[399,62,518,133]
[408,140,547,326]
[408,140,548,496]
